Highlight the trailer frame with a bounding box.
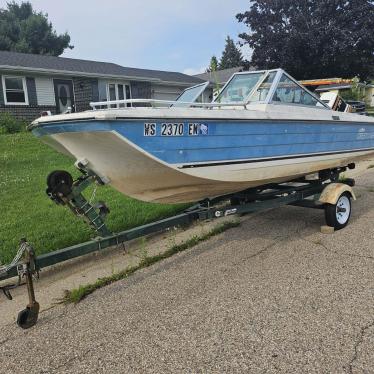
[0,165,356,328]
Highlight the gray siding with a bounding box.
[150,84,213,102]
[151,84,184,101]
[0,76,4,105]
[98,80,107,101]
[0,74,99,118]
[0,105,56,122]
[130,81,151,99]
[35,77,55,105]
[26,77,37,106]
[92,80,99,102]
[72,77,98,112]
[0,73,55,121]
[0,71,206,121]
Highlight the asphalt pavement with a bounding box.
[1,170,374,373]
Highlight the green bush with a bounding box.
[0,112,27,134]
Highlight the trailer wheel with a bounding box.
[47,170,73,190]
[46,170,73,200]
[324,192,352,230]
[17,307,38,329]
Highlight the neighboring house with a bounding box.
[0,51,205,122]
[301,78,374,107]
[195,66,258,100]
[195,67,244,88]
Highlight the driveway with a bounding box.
[1,170,374,373]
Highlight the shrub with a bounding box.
[0,112,27,134]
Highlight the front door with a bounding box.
[54,79,75,114]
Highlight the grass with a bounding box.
[0,133,187,264]
[338,173,347,182]
[63,220,240,303]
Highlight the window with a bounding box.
[172,82,209,107]
[106,83,131,108]
[272,74,320,107]
[215,72,265,103]
[249,71,277,102]
[2,76,28,105]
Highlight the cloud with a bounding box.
[183,67,206,76]
[9,0,251,72]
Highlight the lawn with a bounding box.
[0,133,185,264]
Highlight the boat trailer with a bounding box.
[0,163,356,329]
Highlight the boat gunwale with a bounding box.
[29,116,374,129]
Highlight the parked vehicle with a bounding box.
[346,100,368,116]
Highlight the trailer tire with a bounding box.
[324,192,352,230]
[46,170,74,199]
[17,307,38,329]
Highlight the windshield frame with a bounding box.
[246,69,280,104]
[214,68,329,109]
[171,81,210,107]
[214,69,269,104]
[267,70,329,109]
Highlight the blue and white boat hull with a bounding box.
[31,106,374,203]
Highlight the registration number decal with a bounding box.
[161,123,184,136]
[188,123,209,136]
[143,122,209,136]
[144,123,156,136]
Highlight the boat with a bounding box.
[28,69,374,204]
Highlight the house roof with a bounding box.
[194,66,247,85]
[0,50,204,86]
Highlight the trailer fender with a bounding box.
[318,183,356,205]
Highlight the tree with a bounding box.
[219,36,244,70]
[206,56,218,73]
[237,0,374,80]
[0,1,73,56]
[340,77,366,101]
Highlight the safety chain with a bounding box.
[0,239,41,328]
[89,185,98,204]
[0,240,29,278]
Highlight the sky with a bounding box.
[0,0,252,75]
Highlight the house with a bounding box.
[0,51,205,121]
[300,78,374,107]
[194,66,245,89]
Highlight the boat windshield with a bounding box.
[248,71,277,102]
[214,69,328,108]
[271,74,323,107]
[215,72,266,103]
[172,81,209,107]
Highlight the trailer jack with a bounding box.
[16,240,40,329]
[0,239,40,329]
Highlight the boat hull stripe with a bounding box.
[179,148,374,168]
